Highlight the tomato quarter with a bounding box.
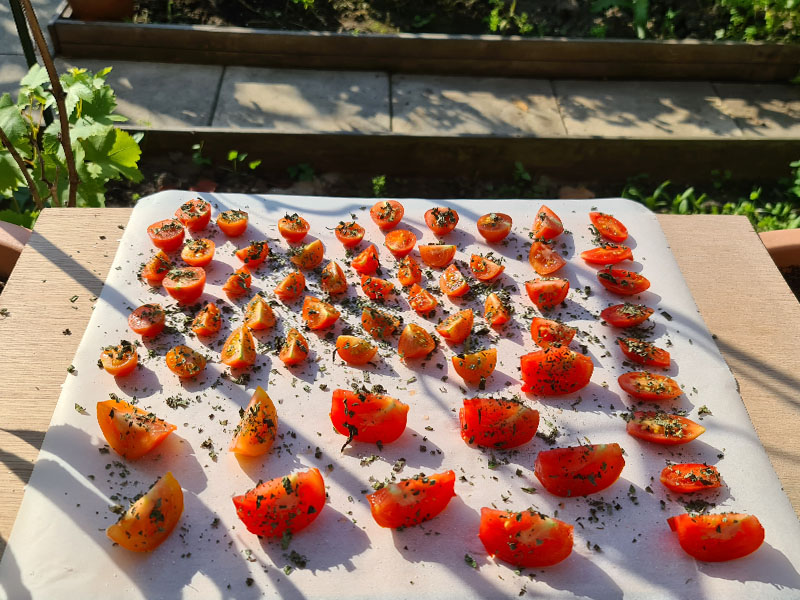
[452,348,497,385]
[479,508,573,568]
[520,346,593,396]
[335,335,378,366]
[280,328,309,366]
[530,317,576,349]
[222,266,252,299]
[275,271,306,302]
[590,212,628,243]
[362,306,401,340]
[321,261,348,295]
[439,264,470,297]
[289,239,324,270]
[484,292,511,327]
[330,388,408,446]
[532,205,564,240]
[419,244,456,268]
[535,444,625,497]
[436,309,474,344]
[529,241,566,275]
[366,470,456,529]
[220,325,257,369]
[361,275,395,301]
[191,302,221,336]
[230,386,278,457]
[398,323,435,360]
[141,250,172,287]
[244,294,276,330]
[302,296,340,330]
[351,244,380,275]
[97,397,176,459]
[580,244,633,265]
[470,254,505,281]
[460,397,539,449]
[235,240,269,269]
[397,255,422,287]
[667,513,764,562]
[407,284,438,316]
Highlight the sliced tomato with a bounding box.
[667,513,764,562]
[398,323,435,360]
[175,198,211,232]
[619,371,681,401]
[235,240,269,269]
[529,241,566,275]
[408,284,438,316]
[452,348,497,385]
[275,270,306,302]
[128,303,165,337]
[532,206,564,240]
[359,275,394,301]
[166,344,207,378]
[290,239,324,270]
[419,244,456,268]
[351,244,379,275]
[217,209,248,237]
[597,267,650,296]
[278,213,310,243]
[535,444,625,497]
[660,464,723,493]
[479,508,573,568]
[484,292,511,327]
[100,341,138,377]
[336,335,378,365]
[230,386,278,457]
[424,207,459,236]
[439,264,470,297]
[370,200,404,230]
[525,278,569,310]
[141,250,172,287]
[222,266,252,299]
[147,219,185,252]
[244,294,276,330]
[618,338,671,369]
[626,411,705,445]
[220,325,257,369]
[580,244,633,265]
[335,221,365,248]
[590,212,628,243]
[362,306,401,340]
[436,309,474,344]
[321,261,348,295]
[330,388,408,445]
[233,468,325,538]
[520,346,593,396]
[107,472,183,552]
[366,470,455,529]
[96,397,176,459]
[385,229,417,259]
[477,212,512,243]
[279,328,309,366]
[163,267,206,304]
[470,254,505,281]
[191,302,221,336]
[530,317,576,349]
[397,255,422,287]
[460,397,539,449]
[302,296,340,330]
[601,303,654,328]
[181,238,215,267]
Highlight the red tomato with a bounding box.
[398,323,435,360]
[141,251,172,287]
[362,306,401,340]
[275,271,306,302]
[532,205,563,240]
[479,508,573,568]
[107,472,183,552]
[230,386,278,457]
[436,309,474,344]
[590,212,628,243]
[660,464,723,493]
[278,213,310,243]
[222,266,252,299]
[147,219,185,252]
[280,328,309,366]
[384,229,417,259]
[484,292,511,327]
[439,264,470,297]
[335,335,378,365]
[419,244,456,268]
[452,348,497,385]
[163,267,206,304]
[302,296,340,330]
[600,303,654,327]
[597,267,650,296]
[166,344,207,378]
[667,513,764,562]
[626,411,705,445]
[520,346,593,396]
[181,238,215,267]
[530,317,576,349]
[366,470,456,528]
[335,221,365,248]
[128,303,165,337]
[580,244,633,265]
[96,397,176,459]
[477,212,512,243]
[529,241,566,275]
[398,255,422,287]
[618,338,671,369]
[618,371,681,401]
[535,444,625,497]
[244,295,276,330]
[460,397,539,449]
[407,283,438,315]
[235,240,269,269]
[191,302,221,336]
[175,198,211,232]
[351,244,379,275]
[525,278,569,310]
[424,207,459,236]
[321,261,348,295]
[330,388,408,445]
[370,200,404,230]
[100,341,138,377]
[217,209,248,237]
[361,275,395,301]
[290,239,324,270]
[469,254,505,281]
[233,468,325,538]
[220,325,257,369]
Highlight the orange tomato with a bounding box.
[529,241,566,275]
[147,219,185,252]
[221,325,257,369]
[222,266,252,299]
[435,309,474,344]
[398,323,435,360]
[191,302,221,337]
[597,267,651,296]
[484,292,511,327]
[244,294,276,330]
[361,306,401,340]
[408,283,438,315]
[520,346,593,396]
[335,221,365,248]
[235,240,269,269]
[424,207,459,236]
[525,278,569,310]
[181,238,215,267]
[230,386,278,457]
[439,264,470,297]
[361,275,395,301]
[336,335,378,365]
[530,317,577,349]
[397,255,422,287]
[275,270,306,302]
[100,341,138,377]
[278,213,310,243]
[477,213,512,243]
[370,200,404,230]
[128,303,165,337]
[384,229,417,259]
[532,205,563,240]
[351,244,379,275]
[469,254,504,281]
[590,212,628,243]
[321,261,348,295]
[290,239,324,270]
[217,209,248,237]
[279,328,309,366]
[302,296,340,330]
[618,338,671,369]
[419,244,456,268]
[96,397,176,459]
[452,348,497,385]
[163,267,206,304]
[175,198,211,232]
[141,250,172,287]
[166,344,207,378]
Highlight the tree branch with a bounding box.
[0,124,44,210]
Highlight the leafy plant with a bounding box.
[372,175,386,197]
[191,142,212,166]
[288,163,315,182]
[716,0,800,42]
[486,0,534,35]
[591,0,650,39]
[226,150,261,172]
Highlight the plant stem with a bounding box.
[0,124,44,210]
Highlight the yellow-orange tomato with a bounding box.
[230,386,279,457]
[166,344,207,378]
[221,325,257,369]
[452,348,497,385]
[398,323,436,360]
[244,295,276,330]
[96,397,176,460]
[290,239,324,270]
[336,335,378,365]
[100,341,138,377]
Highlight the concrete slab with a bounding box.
[56,59,223,128]
[1,0,64,55]
[554,80,743,138]
[391,75,566,136]
[713,83,800,138]
[212,67,389,133]
[0,55,29,98]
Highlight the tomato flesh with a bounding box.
[627,411,705,445]
[660,463,722,493]
[419,244,456,268]
[366,470,456,529]
[361,306,401,341]
[335,335,378,365]
[397,255,422,287]
[439,264,470,297]
[520,346,593,396]
[128,303,165,337]
[244,295,276,330]
[529,241,566,275]
[479,508,573,568]
[321,261,348,295]
[97,397,176,459]
[580,244,633,265]
[191,302,221,336]
[278,213,310,243]
[425,207,459,236]
[601,303,654,327]
[175,198,211,232]
[598,267,650,296]
[351,244,380,275]
[370,200,404,230]
[535,444,625,497]
[460,397,539,449]
[302,296,340,330]
[470,254,505,281]
[618,339,671,369]
[147,219,185,252]
[163,267,206,304]
[667,513,764,562]
[280,328,309,366]
[477,213,512,243]
[330,389,408,445]
[230,386,278,457]
[221,325,257,369]
[530,317,576,349]
[290,239,324,270]
[436,309,474,344]
[398,323,435,360]
[408,284,438,315]
[361,275,395,301]
[452,348,497,385]
[484,292,511,327]
[525,278,569,310]
[618,371,681,400]
[384,229,417,258]
[590,212,628,243]
[532,205,564,240]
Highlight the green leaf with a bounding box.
[227,150,238,161]
[20,65,50,91]
[105,129,143,182]
[0,101,29,149]
[0,152,24,196]
[0,208,38,228]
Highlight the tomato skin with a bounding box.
[424,207,459,236]
[233,468,325,538]
[335,335,378,365]
[362,306,401,340]
[107,472,183,552]
[290,239,324,270]
[370,200,404,230]
[460,397,539,449]
[618,338,671,369]
[321,261,348,295]
[626,411,705,445]
[530,317,576,349]
[439,264,470,297]
[278,213,310,243]
[175,198,211,232]
[597,267,650,296]
[398,323,436,360]
[181,238,215,267]
[590,212,628,243]
[667,513,764,562]
[275,271,306,302]
[222,266,252,299]
[436,309,474,344]
[235,240,269,269]
[419,244,456,268]
[330,389,408,444]
[366,470,456,529]
[163,267,206,304]
[660,464,722,493]
[128,303,165,337]
[302,296,340,330]
[217,210,249,237]
[335,221,365,248]
[141,251,172,287]
[280,328,309,366]
[244,295,276,330]
[361,275,395,301]
[220,325,257,369]
[535,444,625,497]
[147,219,185,252]
[96,397,176,459]
[166,344,207,378]
[532,205,564,240]
[580,244,633,265]
[469,254,505,281]
[484,292,511,327]
[477,213,512,243]
[384,229,417,258]
[191,302,221,336]
[397,255,422,287]
[520,346,593,396]
[100,341,138,377]
[452,348,497,385]
[525,278,570,311]
[230,386,278,457]
[408,284,438,315]
[479,508,573,568]
[529,241,566,275]
[618,371,681,401]
[601,303,654,327]
[351,244,380,275]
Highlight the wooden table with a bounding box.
[1,208,799,558]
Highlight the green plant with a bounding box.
[486,0,534,35]
[288,163,315,182]
[591,0,650,39]
[372,175,386,197]
[226,150,261,172]
[191,142,212,167]
[292,0,315,8]
[716,0,799,42]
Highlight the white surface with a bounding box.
[1,194,799,600]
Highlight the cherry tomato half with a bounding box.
[601,303,654,328]
[335,221,365,248]
[330,388,408,446]
[597,267,650,296]
[534,444,625,497]
[385,229,417,259]
[424,207,459,236]
[626,411,705,445]
[618,338,671,369]
[479,508,573,568]
[181,238,215,267]
[370,200,404,230]
[580,244,633,265]
[452,348,497,386]
[217,209,248,237]
[278,213,310,243]
[525,278,570,311]
[460,397,539,449]
[477,213,512,243]
[590,212,628,243]
[667,513,764,562]
[618,371,681,401]
[419,244,456,268]
[147,219,185,252]
[100,341,138,377]
[520,346,593,396]
[660,463,722,494]
[166,344,207,378]
[163,267,206,304]
[366,470,456,529]
[175,198,211,232]
[128,303,165,337]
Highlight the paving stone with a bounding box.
[213,67,390,133]
[392,75,566,136]
[714,83,800,138]
[1,0,65,55]
[0,55,29,97]
[554,80,743,138]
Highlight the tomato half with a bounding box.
[191,302,221,337]
[370,200,404,230]
[424,207,459,236]
[235,240,269,269]
[525,278,570,310]
[335,221,365,248]
[220,325,257,369]
[141,251,172,287]
[618,338,671,369]
[100,341,138,377]
[166,344,207,378]
[230,386,278,457]
[385,229,417,259]
[597,267,650,296]
[107,472,183,552]
[275,271,306,302]
[436,309,474,344]
[626,411,705,445]
[460,397,539,449]
[532,205,564,240]
[351,244,380,275]
[479,508,573,568]
[667,513,764,562]
[529,241,566,275]
[520,346,593,396]
[290,239,324,270]
[398,323,436,360]
[128,303,165,337]
[600,303,654,328]
[244,295,276,330]
[452,348,497,385]
[397,255,422,287]
[362,306,401,340]
[330,388,408,445]
[408,284,438,316]
[97,397,176,459]
[302,296,340,330]
[335,335,378,365]
[419,244,456,268]
[477,212,512,243]
[147,219,185,252]
[618,371,681,401]
[217,209,248,237]
[580,244,633,265]
[163,267,206,304]
[590,212,628,243]
[278,213,310,243]
[222,266,252,299]
[660,464,722,493]
[321,261,348,295]
[470,254,505,281]
[175,198,211,232]
[484,292,511,327]
[233,468,325,538]
[535,444,625,497]
[361,275,395,301]
[366,470,456,529]
[280,328,309,366]
[439,264,470,297]
[181,238,215,267]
